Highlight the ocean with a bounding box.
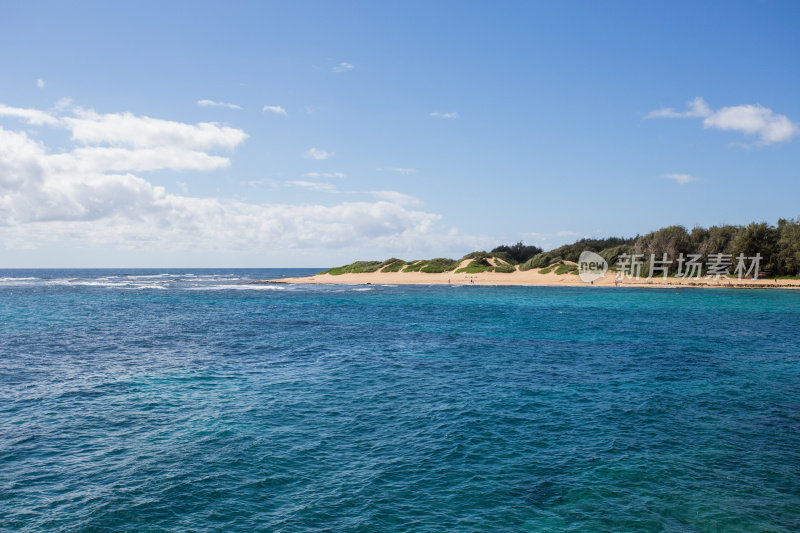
[1,269,799,532]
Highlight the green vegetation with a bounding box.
[455,257,494,274]
[461,251,492,261]
[380,258,407,272]
[491,242,543,264]
[401,262,423,272]
[402,258,459,273]
[493,262,516,273]
[630,219,800,277]
[519,237,634,271]
[420,258,460,273]
[454,253,517,273]
[320,219,800,278]
[320,261,384,275]
[554,263,578,275]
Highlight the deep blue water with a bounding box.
[1,269,799,532]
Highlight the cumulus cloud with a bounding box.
[36,79,45,89]
[332,62,354,73]
[0,103,246,174]
[304,147,334,160]
[262,105,287,116]
[62,108,248,149]
[661,173,699,184]
[48,147,231,173]
[197,99,242,110]
[430,111,459,119]
[646,97,797,145]
[0,102,452,255]
[705,105,796,144]
[0,104,61,126]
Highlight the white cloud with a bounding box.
[48,146,231,173]
[303,172,345,179]
[262,105,287,116]
[0,102,454,257]
[645,97,710,119]
[36,79,45,89]
[377,167,417,174]
[304,147,334,160]
[646,97,797,145]
[369,190,421,207]
[0,104,60,126]
[430,111,459,119]
[332,62,354,73]
[241,179,274,188]
[63,108,248,149]
[197,99,242,110]
[704,104,795,144]
[661,173,700,184]
[286,180,337,192]
[0,102,247,150]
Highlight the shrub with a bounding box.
[402,261,423,272]
[455,258,494,274]
[420,258,459,273]
[493,263,516,273]
[520,253,562,271]
[491,242,543,264]
[461,251,491,261]
[554,263,578,275]
[380,258,407,272]
[321,261,383,275]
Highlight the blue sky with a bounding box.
[1,1,799,267]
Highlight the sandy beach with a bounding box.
[268,260,800,289]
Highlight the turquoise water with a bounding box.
[1,269,799,532]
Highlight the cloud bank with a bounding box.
[0,102,455,257]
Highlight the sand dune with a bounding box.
[268,267,800,289]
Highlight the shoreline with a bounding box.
[265,269,800,290]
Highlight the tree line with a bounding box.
[494,219,800,277]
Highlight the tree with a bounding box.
[730,222,779,276]
[775,218,800,276]
[491,241,543,264]
[634,225,692,272]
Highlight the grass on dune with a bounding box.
[404,258,460,273]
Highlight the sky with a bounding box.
[1,0,799,267]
